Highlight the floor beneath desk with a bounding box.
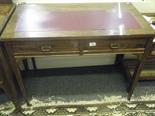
[23,66,128,102]
[1,65,155,115]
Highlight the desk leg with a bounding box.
[23,58,37,71]
[3,82,21,111]
[115,54,124,66]
[32,58,37,70]
[23,59,29,71]
[0,47,20,110]
[127,38,153,100]
[4,43,30,106]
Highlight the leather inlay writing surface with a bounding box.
[16,10,141,32]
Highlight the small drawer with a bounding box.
[12,40,79,56]
[83,38,147,54]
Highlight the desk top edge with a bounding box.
[1,3,155,40]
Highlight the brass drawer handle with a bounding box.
[41,45,52,52]
[110,42,120,49]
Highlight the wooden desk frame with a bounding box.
[0,3,155,104]
[0,4,21,109]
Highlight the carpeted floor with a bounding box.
[1,66,155,115]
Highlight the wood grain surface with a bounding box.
[1,3,154,40]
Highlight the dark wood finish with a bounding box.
[23,58,37,71]
[151,42,155,55]
[127,38,153,100]
[7,37,146,58]
[123,59,155,81]
[0,3,20,109]
[0,46,20,109]
[123,16,155,82]
[123,42,155,81]
[115,54,124,66]
[11,40,79,57]
[4,42,30,105]
[23,59,29,71]
[82,38,146,54]
[0,3,155,102]
[1,3,155,39]
[32,58,37,70]
[0,60,12,98]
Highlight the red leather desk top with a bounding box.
[1,3,154,39]
[16,10,141,32]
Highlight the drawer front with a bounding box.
[12,40,79,56]
[83,38,147,53]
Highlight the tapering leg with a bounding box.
[0,47,21,109]
[3,83,21,110]
[23,59,29,71]
[4,43,30,106]
[127,38,153,100]
[32,58,37,70]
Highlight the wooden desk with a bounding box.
[0,3,155,102]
